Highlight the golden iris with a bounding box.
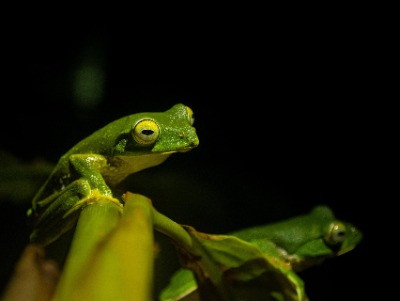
[185,106,195,125]
[325,222,347,246]
[132,119,160,145]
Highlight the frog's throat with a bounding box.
[103,152,173,187]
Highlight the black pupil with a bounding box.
[337,230,345,237]
[142,130,154,136]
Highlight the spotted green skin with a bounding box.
[233,205,362,271]
[28,103,199,245]
[160,206,362,301]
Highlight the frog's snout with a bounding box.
[190,137,199,147]
[177,130,199,151]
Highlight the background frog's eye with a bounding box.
[132,119,160,145]
[325,222,347,246]
[185,106,195,125]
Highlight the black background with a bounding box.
[0,16,384,300]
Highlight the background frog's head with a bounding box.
[114,103,199,155]
[289,205,363,270]
[252,205,362,271]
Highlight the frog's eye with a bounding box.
[325,222,347,246]
[185,106,195,125]
[132,119,160,145]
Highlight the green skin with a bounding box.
[28,103,199,245]
[160,205,362,301]
[233,205,362,271]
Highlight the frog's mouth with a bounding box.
[151,144,198,154]
[176,146,195,153]
[337,245,356,256]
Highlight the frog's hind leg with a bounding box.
[30,179,120,246]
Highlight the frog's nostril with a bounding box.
[190,138,199,147]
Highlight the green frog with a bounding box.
[28,104,199,245]
[160,205,362,301]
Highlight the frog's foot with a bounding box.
[30,179,121,246]
[62,189,122,218]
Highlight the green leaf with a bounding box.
[161,225,306,301]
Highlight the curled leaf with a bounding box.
[162,225,306,301]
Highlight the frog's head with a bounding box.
[287,205,362,270]
[114,103,199,155]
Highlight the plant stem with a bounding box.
[72,193,155,301]
[52,198,122,301]
[152,205,194,251]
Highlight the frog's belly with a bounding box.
[102,153,172,187]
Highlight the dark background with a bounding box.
[0,18,383,300]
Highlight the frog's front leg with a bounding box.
[63,154,122,216]
[69,154,112,196]
[31,154,121,245]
